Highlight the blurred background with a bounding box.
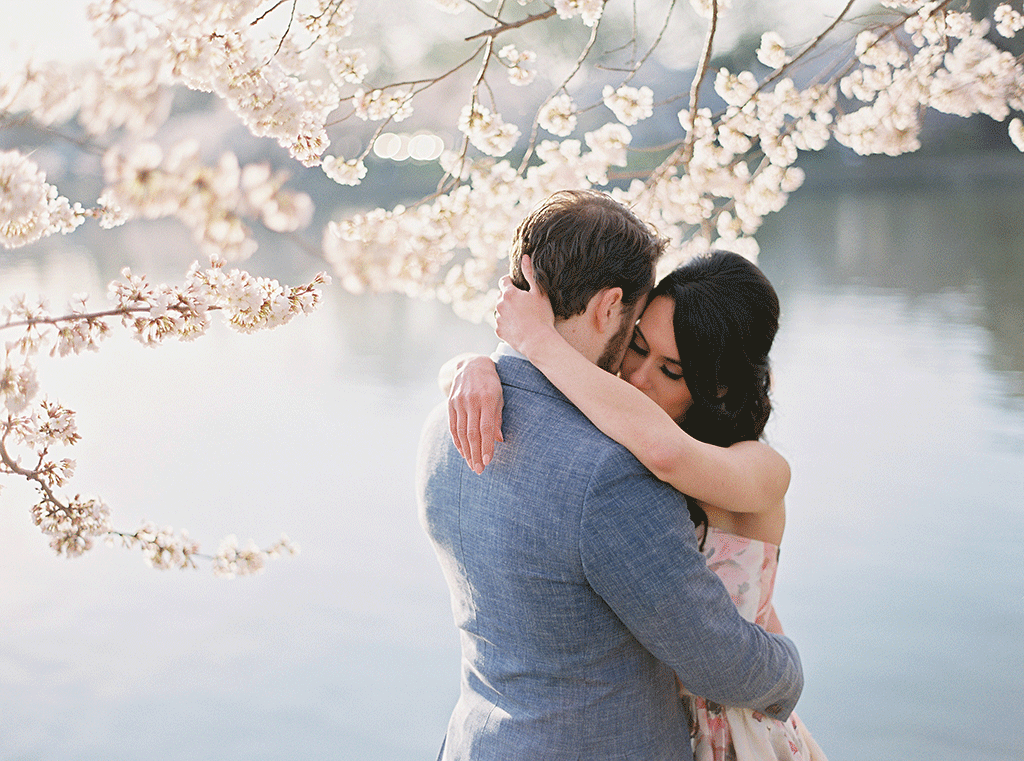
[2,2,1023,760]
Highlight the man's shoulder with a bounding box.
[494,355,654,475]
[496,355,605,434]
[496,355,601,422]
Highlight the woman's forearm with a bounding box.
[522,327,701,484]
[438,352,483,395]
[522,328,788,513]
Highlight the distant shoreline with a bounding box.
[797,148,1024,192]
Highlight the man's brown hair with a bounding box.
[509,190,666,319]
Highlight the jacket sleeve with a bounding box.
[579,451,804,720]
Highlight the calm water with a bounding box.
[1,184,1022,761]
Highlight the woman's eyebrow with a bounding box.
[635,324,683,368]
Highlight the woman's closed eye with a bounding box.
[628,337,648,356]
[629,337,684,381]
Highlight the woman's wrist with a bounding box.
[462,354,496,377]
[518,324,564,367]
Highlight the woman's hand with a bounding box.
[444,254,553,474]
[447,355,504,474]
[495,254,557,359]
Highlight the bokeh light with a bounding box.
[373,132,444,162]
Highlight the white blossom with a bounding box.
[0,360,39,413]
[53,298,110,357]
[585,123,632,167]
[32,496,112,558]
[714,69,759,107]
[757,32,789,69]
[539,94,578,136]
[0,151,86,249]
[352,88,414,122]
[323,46,368,84]
[554,0,604,26]
[211,533,296,578]
[1010,118,1024,152]
[459,103,521,157]
[602,84,654,126]
[995,4,1024,38]
[100,142,311,260]
[690,0,731,20]
[322,156,368,186]
[302,0,357,41]
[498,45,537,86]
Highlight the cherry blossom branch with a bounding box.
[3,413,298,573]
[686,1,719,152]
[641,0,720,194]
[602,0,677,90]
[251,0,292,26]
[465,7,558,42]
[754,0,860,97]
[0,260,327,572]
[519,13,605,172]
[265,0,301,63]
[0,420,65,510]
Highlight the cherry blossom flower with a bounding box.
[1010,118,1024,152]
[322,156,368,186]
[690,0,731,20]
[757,32,789,69]
[323,46,369,85]
[539,94,578,136]
[554,0,604,27]
[584,123,632,167]
[98,142,312,260]
[602,84,654,126]
[499,45,537,86]
[995,4,1024,38]
[0,360,39,414]
[714,69,758,107]
[0,151,86,250]
[459,103,521,157]
[352,88,414,122]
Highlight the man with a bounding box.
[416,190,803,760]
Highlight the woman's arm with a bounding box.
[439,353,504,474]
[764,604,785,635]
[497,256,789,514]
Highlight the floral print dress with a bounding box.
[685,527,828,761]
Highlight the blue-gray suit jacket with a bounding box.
[416,351,803,760]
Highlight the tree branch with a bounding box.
[465,8,558,42]
[642,0,719,193]
[518,12,605,172]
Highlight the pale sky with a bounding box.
[2,0,872,70]
[3,1,96,66]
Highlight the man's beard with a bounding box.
[596,309,635,373]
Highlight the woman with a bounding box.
[446,250,826,761]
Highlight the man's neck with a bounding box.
[554,315,602,366]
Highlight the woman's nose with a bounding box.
[628,360,652,390]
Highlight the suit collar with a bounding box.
[494,347,572,404]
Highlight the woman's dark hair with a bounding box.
[650,250,781,537]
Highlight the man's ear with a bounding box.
[589,287,624,334]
